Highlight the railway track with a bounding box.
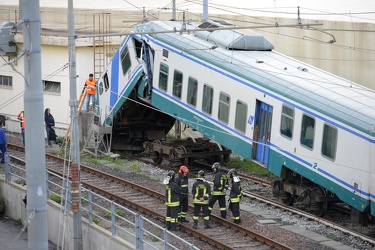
[4,143,375,249]
[5,144,290,250]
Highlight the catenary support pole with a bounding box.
[20,0,48,249]
[68,0,83,249]
[203,0,208,21]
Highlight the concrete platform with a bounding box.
[0,216,58,249]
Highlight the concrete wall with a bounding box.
[0,178,135,250]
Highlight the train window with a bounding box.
[187,77,198,106]
[0,75,12,88]
[103,73,109,92]
[43,80,61,94]
[120,46,131,76]
[98,81,104,95]
[202,84,213,115]
[172,70,183,99]
[280,105,294,139]
[218,92,230,124]
[235,101,247,133]
[159,63,168,91]
[322,124,337,161]
[300,115,315,149]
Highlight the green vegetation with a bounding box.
[228,156,276,177]
[81,194,88,205]
[92,217,100,224]
[49,194,62,204]
[15,218,22,225]
[81,156,100,165]
[0,196,5,216]
[130,161,141,171]
[115,209,123,216]
[104,211,111,219]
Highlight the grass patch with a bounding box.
[228,156,276,177]
[49,194,61,204]
[104,211,111,219]
[92,217,100,224]
[115,209,123,216]
[81,156,100,165]
[130,161,141,171]
[81,195,88,205]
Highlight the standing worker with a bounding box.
[192,170,211,229]
[85,73,97,112]
[44,108,58,146]
[163,171,182,231]
[175,165,189,222]
[208,162,228,219]
[17,108,25,146]
[228,169,243,224]
[0,121,6,164]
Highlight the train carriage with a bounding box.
[96,20,375,224]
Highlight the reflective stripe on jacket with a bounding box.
[165,180,181,207]
[229,180,242,203]
[212,171,228,196]
[192,179,211,204]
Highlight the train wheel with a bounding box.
[272,181,293,206]
[152,152,163,164]
[151,140,163,164]
[310,187,328,217]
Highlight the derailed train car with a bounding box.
[95,20,375,225]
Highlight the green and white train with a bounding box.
[96,20,375,224]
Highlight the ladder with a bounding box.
[61,87,87,148]
[93,13,111,80]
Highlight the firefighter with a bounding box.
[175,165,189,222]
[163,171,182,231]
[192,170,211,229]
[208,162,228,219]
[228,168,243,224]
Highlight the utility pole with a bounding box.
[68,0,83,249]
[20,0,48,249]
[172,0,176,20]
[203,0,208,21]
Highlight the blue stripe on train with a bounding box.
[110,50,120,108]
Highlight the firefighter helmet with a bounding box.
[212,162,221,171]
[178,165,189,174]
[197,170,206,178]
[167,171,176,179]
[228,168,238,178]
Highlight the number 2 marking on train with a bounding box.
[312,163,318,170]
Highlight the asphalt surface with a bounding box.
[0,216,57,250]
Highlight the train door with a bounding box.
[253,100,273,165]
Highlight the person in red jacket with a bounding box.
[85,73,97,112]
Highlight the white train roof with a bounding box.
[134,21,375,135]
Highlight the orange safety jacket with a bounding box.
[17,112,25,128]
[85,78,97,95]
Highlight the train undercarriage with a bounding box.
[272,167,373,226]
[109,81,231,166]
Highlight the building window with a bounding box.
[120,46,131,76]
[159,63,168,91]
[322,124,337,160]
[0,75,12,87]
[280,105,294,139]
[300,115,315,149]
[218,92,230,124]
[43,80,61,94]
[202,84,213,115]
[172,70,183,99]
[235,100,247,133]
[187,77,198,106]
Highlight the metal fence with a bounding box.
[3,154,200,250]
